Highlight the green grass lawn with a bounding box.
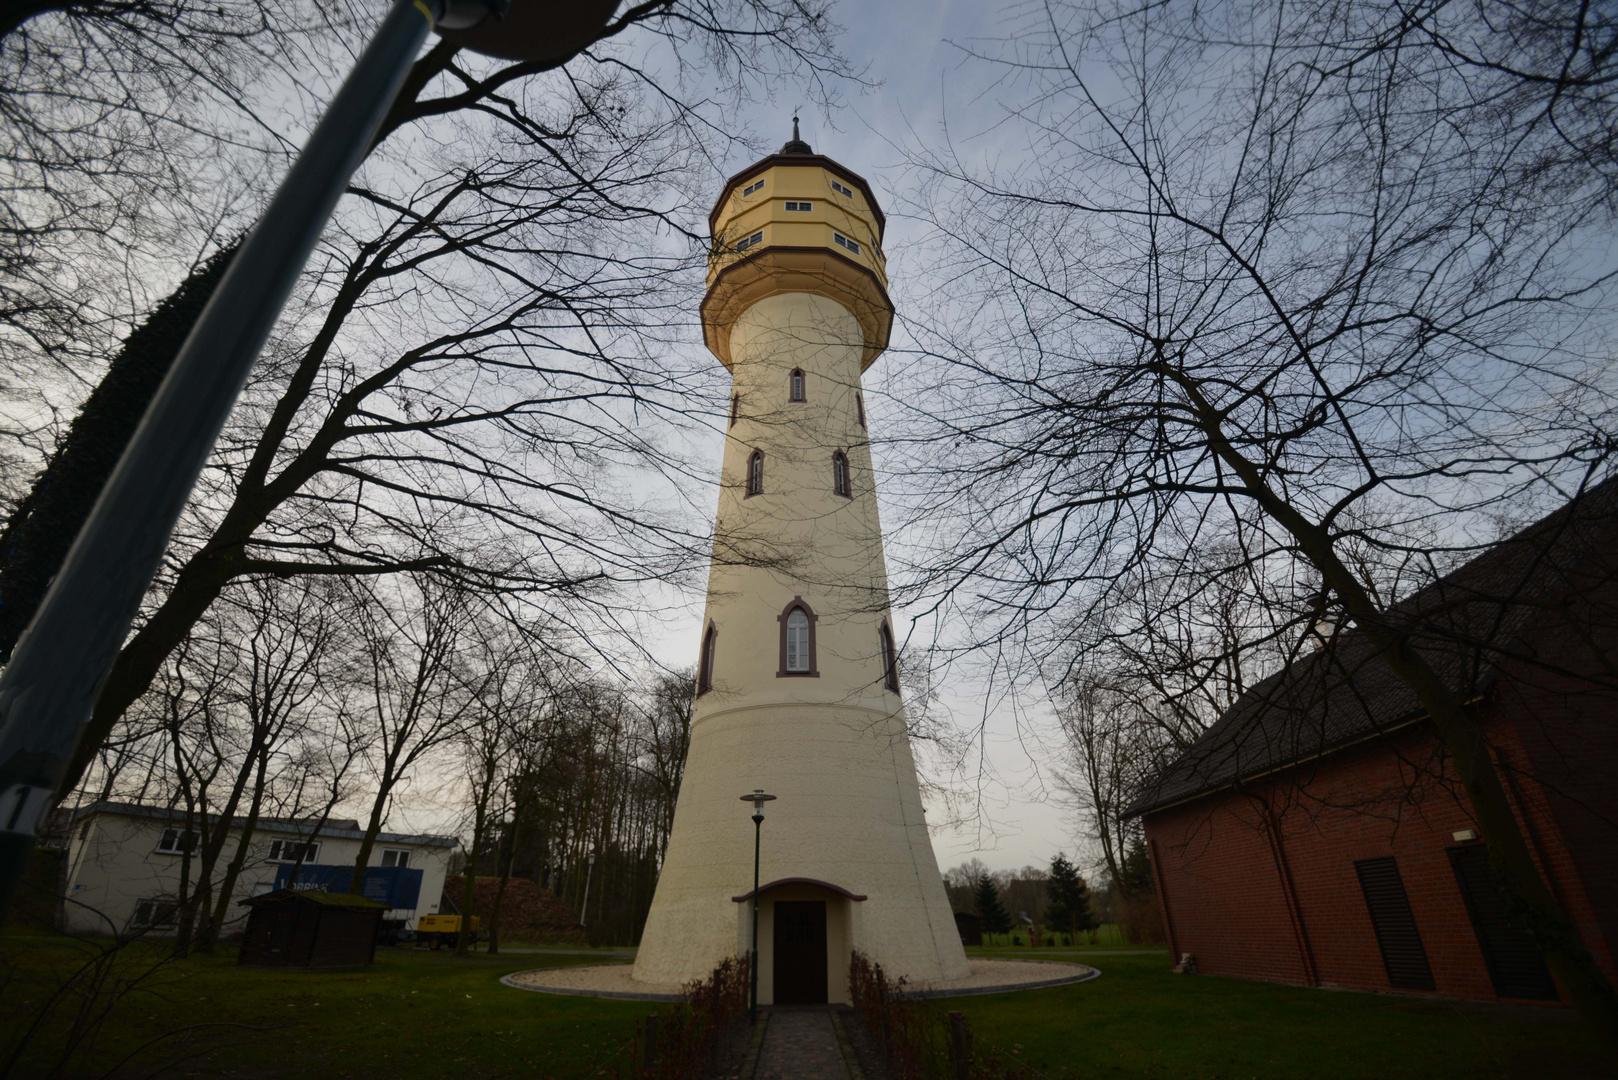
[0,931,655,1079]
[5,932,1609,1079]
[954,947,1614,1080]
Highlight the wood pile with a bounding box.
[440,876,587,945]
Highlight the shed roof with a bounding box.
[75,800,456,848]
[1125,477,1618,818]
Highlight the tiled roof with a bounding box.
[1125,477,1618,817]
[74,800,456,848]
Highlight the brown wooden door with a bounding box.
[1447,845,1558,1000]
[773,900,828,1004]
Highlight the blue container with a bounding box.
[273,864,423,910]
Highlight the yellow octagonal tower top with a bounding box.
[701,121,893,371]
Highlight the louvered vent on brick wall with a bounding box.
[1354,857,1436,990]
[1447,845,1559,1001]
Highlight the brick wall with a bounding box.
[1144,713,1617,1003]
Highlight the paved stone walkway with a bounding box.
[753,1008,855,1080]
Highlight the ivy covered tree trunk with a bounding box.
[0,243,236,661]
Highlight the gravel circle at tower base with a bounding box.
[500,959,1097,1001]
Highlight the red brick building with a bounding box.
[1127,482,1618,1003]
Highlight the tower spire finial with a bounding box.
[780,114,812,155]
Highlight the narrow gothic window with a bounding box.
[777,598,818,677]
[832,451,850,497]
[730,394,739,428]
[698,624,717,694]
[856,393,865,428]
[786,610,810,671]
[879,622,900,694]
[747,450,764,496]
[790,368,806,402]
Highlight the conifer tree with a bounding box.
[973,875,1012,937]
[1045,852,1095,938]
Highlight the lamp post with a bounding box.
[579,850,597,928]
[740,789,776,1024]
[0,0,623,918]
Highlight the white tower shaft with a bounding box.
[633,286,967,1001]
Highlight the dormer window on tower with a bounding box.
[790,369,806,402]
[735,230,763,252]
[742,178,765,197]
[830,179,854,198]
[785,201,813,212]
[833,232,861,256]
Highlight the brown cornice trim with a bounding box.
[732,876,869,902]
[711,154,887,236]
[711,245,893,311]
[701,245,894,370]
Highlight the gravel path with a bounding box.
[503,963,684,1000]
[907,958,1097,998]
[503,958,1095,1002]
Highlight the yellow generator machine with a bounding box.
[415,914,480,949]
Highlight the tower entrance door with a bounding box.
[772,900,828,1004]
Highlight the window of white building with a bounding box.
[267,839,320,863]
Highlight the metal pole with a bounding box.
[0,0,453,916]
[751,809,762,1024]
[580,851,596,927]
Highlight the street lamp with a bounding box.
[579,850,597,928]
[740,789,776,1024]
[0,0,622,917]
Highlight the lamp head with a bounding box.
[435,0,622,63]
[739,789,776,821]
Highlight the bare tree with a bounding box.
[894,0,1618,1043]
[345,575,471,894]
[0,0,858,672]
[450,615,553,955]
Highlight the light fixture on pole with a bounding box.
[740,789,776,1024]
[0,0,623,918]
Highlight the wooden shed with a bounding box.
[237,889,387,968]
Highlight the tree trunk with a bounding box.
[348,784,394,896]
[171,806,196,959]
[199,749,270,951]
[455,806,486,957]
[487,819,519,955]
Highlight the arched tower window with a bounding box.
[832,451,851,498]
[879,621,900,694]
[777,597,819,677]
[856,392,866,428]
[789,368,806,402]
[698,623,717,695]
[746,450,764,496]
[730,394,740,428]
